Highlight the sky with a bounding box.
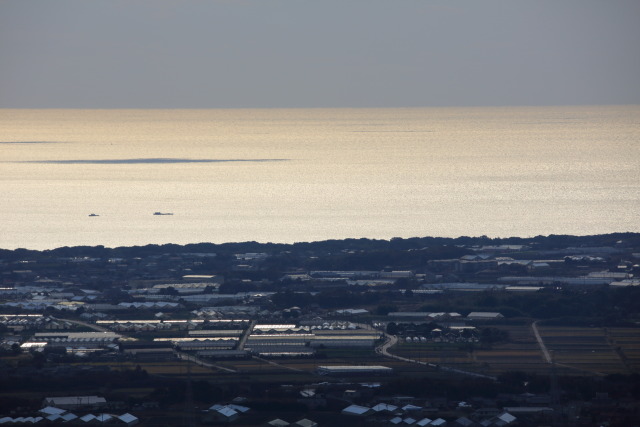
[1,0,639,108]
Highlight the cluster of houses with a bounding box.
[19,332,121,355]
[204,402,251,423]
[0,315,73,332]
[387,312,504,322]
[341,403,518,427]
[96,318,201,332]
[199,400,321,426]
[0,397,138,426]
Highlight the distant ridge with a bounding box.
[1,232,638,258]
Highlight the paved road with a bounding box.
[237,320,256,350]
[531,320,605,376]
[376,332,399,357]
[375,331,497,381]
[531,320,552,363]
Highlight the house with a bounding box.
[483,412,517,427]
[226,404,250,414]
[60,413,78,422]
[372,403,398,413]
[42,396,107,411]
[206,404,249,423]
[342,404,373,416]
[211,406,239,423]
[293,419,318,427]
[472,408,500,419]
[39,407,66,417]
[454,417,478,427]
[1,417,43,424]
[501,407,551,414]
[317,365,393,376]
[118,413,140,426]
[94,414,114,422]
[266,419,290,427]
[335,308,370,316]
[466,312,504,321]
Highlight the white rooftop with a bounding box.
[342,404,371,415]
[39,406,66,416]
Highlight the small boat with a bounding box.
[153,212,174,216]
[88,213,99,217]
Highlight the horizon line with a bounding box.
[1,103,638,111]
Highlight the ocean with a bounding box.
[1,106,638,250]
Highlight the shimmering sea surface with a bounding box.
[0,106,638,250]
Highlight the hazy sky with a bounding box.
[1,0,639,108]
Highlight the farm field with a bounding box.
[538,326,627,375]
[607,327,640,373]
[473,324,548,375]
[389,325,638,376]
[390,324,546,376]
[104,360,220,377]
[235,350,432,378]
[73,326,639,383]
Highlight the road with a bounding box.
[531,320,552,363]
[375,332,399,357]
[237,320,256,350]
[531,320,605,376]
[375,331,497,381]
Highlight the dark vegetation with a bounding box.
[2,231,639,263]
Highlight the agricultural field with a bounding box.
[536,326,627,375]
[392,342,473,365]
[389,324,638,376]
[211,347,435,379]
[602,327,640,373]
[390,324,547,376]
[112,360,218,377]
[52,325,638,384]
[473,324,549,375]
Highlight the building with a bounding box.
[317,365,393,376]
[341,404,373,416]
[466,312,504,321]
[42,396,107,411]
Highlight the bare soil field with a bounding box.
[604,327,640,373]
[81,326,639,381]
[389,325,638,376]
[538,326,627,375]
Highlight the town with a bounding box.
[1,233,639,426]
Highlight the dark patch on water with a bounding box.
[0,141,60,144]
[350,130,434,133]
[17,158,289,164]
